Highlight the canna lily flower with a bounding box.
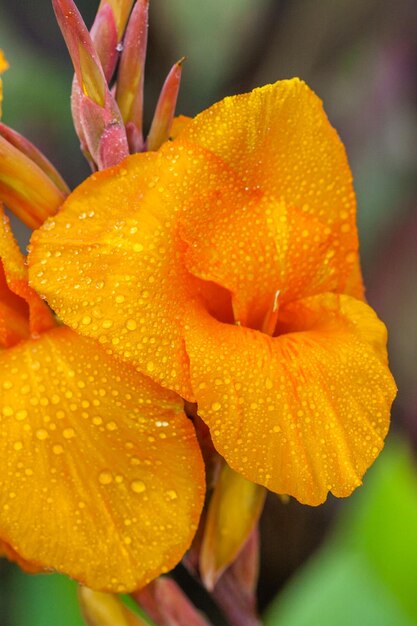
[0,50,8,117]
[0,207,204,591]
[29,78,397,506]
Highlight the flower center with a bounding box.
[260,290,280,336]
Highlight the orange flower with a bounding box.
[29,79,396,505]
[0,50,8,118]
[0,208,204,591]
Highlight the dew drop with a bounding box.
[131,480,146,493]
[99,471,113,485]
[16,410,28,421]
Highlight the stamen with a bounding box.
[261,290,280,336]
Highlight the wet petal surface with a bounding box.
[0,326,204,591]
[0,209,54,345]
[184,294,396,505]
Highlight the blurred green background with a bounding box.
[0,0,416,624]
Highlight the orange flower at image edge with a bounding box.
[0,51,8,117]
[0,212,204,591]
[29,78,397,507]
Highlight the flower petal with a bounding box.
[0,209,55,341]
[0,50,8,119]
[170,115,192,140]
[176,79,363,304]
[28,144,242,398]
[0,51,8,74]
[0,326,204,591]
[30,80,363,372]
[0,539,43,573]
[184,293,396,505]
[0,263,30,347]
[178,79,354,226]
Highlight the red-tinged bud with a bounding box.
[98,119,131,169]
[53,0,107,108]
[125,121,145,154]
[0,136,66,229]
[212,530,261,626]
[146,58,184,152]
[0,123,69,195]
[90,3,119,83]
[199,463,266,591]
[132,577,211,626]
[53,0,129,168]
[70,78,96,169]
[97,0,135,40]
[79,95,129,169]
[116,0,149,149]
[78,587,148,626]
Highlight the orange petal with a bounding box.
[0,51,8,74]
[177,79,363,302]
[184,293,396,505]
[0,50,8,119]
[178,79,354,225]
[170,115,192,140]
[181,186,357,329]
[28,145,239,399]
[0,209,55,340]
[0,538,43,573]
[30,81,363,364]
[0,326,204,591]
[0,263,30,347]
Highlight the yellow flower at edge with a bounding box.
[0,208,204,591]
[0,49,9,118]
[29,78,397,505]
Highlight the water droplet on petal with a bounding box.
[131,480,146,493]
[99,471,113,485]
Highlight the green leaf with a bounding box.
[265,547,413,626]
[9,571,85,626]
[265,438,417,626]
